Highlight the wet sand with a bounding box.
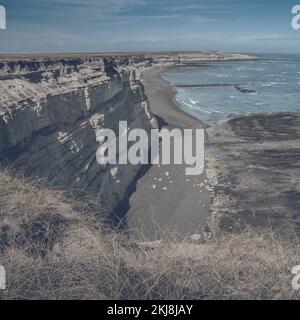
[141,66,206,128]
[127,66,212,241]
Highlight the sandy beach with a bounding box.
[127,66,212,240]
[141,66,207,128]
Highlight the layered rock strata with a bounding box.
[0,56,156,212]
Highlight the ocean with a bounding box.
[162,53,300,123]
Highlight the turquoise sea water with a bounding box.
[163,54,300,123]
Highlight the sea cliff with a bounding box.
[0,56,156,212]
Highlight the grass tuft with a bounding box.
[0,169,299,300]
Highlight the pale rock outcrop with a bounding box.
[0,56,156,213]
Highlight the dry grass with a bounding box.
[0,169,299,300]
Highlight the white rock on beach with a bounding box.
[190,234,202,241]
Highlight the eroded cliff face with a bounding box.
[0,56,156,213]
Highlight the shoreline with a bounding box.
[141,65,208,129]
[140,64,300,238]
[127,65,212,240]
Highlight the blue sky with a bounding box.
[0,0,299,54]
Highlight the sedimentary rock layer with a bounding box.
[0,56,156,212]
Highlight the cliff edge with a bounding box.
[0,56,156,214]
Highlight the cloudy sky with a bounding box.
[0,0,299,54]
